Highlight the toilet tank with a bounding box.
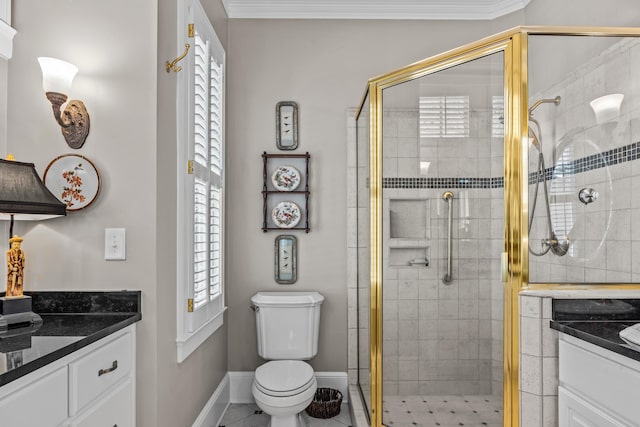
[251,291,324,360]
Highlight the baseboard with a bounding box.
[192,373,231,427]
[228,371,349,404]
[348,384,369,427]
[228,371,255,403]
[315,372,349,403]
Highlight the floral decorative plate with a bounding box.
[271,165,301,191]
[272,201,301,228]
[44,154,101,211]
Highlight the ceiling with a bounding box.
[220,0,532,20]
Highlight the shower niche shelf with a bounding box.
[389,246,430,268]
[389,198,431,240]
[387,198,431,268]
[262,151,310,233]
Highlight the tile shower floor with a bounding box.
[219,403,353,427]
[383,395,502,427]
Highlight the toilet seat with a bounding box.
[254,360,315,397]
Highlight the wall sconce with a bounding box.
[589,93,624,125]
[37,57,90,149]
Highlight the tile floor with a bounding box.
[383,395,502,427]
[219,403,353,427]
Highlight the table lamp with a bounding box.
[0,154,66,329]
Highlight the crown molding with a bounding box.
[221,0,531,20]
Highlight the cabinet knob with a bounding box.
[98,360,118,376]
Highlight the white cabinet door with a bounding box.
[71,379,134,427]
[559,386,627,427]
[69,330,133,415]
[0,366,68,427]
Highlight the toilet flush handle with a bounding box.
[250,304,259,312]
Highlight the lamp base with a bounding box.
[0,296,43,330]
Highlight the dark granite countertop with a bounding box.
[0,291,141,387]
[550,298,640,363]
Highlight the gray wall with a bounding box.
[156,1,229,426]
[223,0,640,374]
[6,1,228,426]
[225,17,519,372]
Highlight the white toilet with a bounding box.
[251,291,324,427]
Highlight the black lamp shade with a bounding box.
[0,158,66,219]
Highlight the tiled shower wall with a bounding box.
[380,109,503,396]
[347,106,505,397]
[528,37,640,283]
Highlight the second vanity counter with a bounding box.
[549,298,640,361]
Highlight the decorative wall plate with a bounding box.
[44,154,101,211]
[271,165,301,191]
[272,201,301,228]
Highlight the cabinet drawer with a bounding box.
[559,386,627,427]
[69,331,133,415]
[0,366,68,427]
[71,379,134,427]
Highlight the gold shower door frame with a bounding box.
[356,26,640,427]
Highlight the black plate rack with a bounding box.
[262,152,310,233]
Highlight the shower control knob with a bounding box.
[578,188,599,205]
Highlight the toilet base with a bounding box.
[267,412,304,427]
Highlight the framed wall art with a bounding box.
[276,101,298,150]
[275,235,297,284]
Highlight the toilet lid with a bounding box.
[254,360,315,397]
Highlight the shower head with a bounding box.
[529,96,561,117]
[529,118,542,151]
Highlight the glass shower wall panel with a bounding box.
[356,93,371,415]
[528,35,640,283]
[380,53,504,413]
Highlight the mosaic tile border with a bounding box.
[383,141,639,189]
[383,176,503,189]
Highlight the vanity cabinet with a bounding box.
[0,325,136,427]
[558,333,640,426]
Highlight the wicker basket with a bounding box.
[305,388,343,419]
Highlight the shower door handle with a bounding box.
[442,191,454,284]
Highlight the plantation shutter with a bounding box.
[419,95,470,138]
[186,14,225,333]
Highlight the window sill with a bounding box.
[176,306,227,363]
[0,20,16,60]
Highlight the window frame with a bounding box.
[0,0,17,60]
[175,0,226,363]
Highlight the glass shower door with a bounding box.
[379,52,505,427]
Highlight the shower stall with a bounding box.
[350,26,640,427]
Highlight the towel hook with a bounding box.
[166,43,190,73]
[166,24,194,73]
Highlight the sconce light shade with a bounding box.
[37,57,90,149]
[37,57,78,94]
[589,93,624,125]
[0,157,67,220]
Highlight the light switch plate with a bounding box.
[105,228,126,260]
